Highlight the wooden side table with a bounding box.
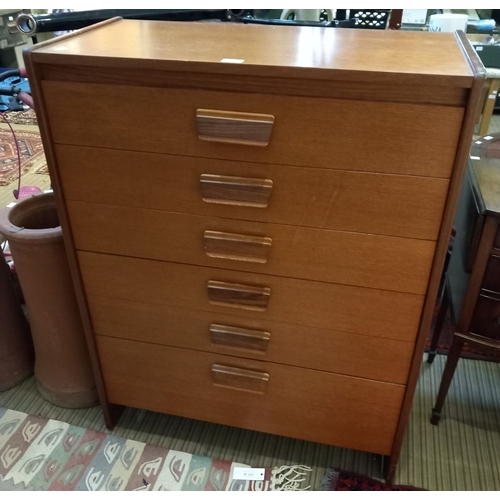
[431,149,500,425]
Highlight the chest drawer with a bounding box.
[482,255,500,293]
[470,292,500,340]
[96,335,405,455]
[43,81,463,178]
[57,146,449,240]
[78,252,424,342]
[87,295,413,384]
[68,201,435,294]
[495,226,500,250]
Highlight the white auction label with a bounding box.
[221,58,244,63]
[232,467,265,480]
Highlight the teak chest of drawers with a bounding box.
[24,19,484,481]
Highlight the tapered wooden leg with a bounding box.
[431,335,464,425]
[384,454,397,485]
[427,284,450,364]
[103,402,121,430]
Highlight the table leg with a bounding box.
[430,334,465,425]
[427,282,450,364]
[384,454,397,485]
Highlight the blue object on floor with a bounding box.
[0,67,31,111]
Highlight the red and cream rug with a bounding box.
[0,408,314,491]
[0,129,47,186]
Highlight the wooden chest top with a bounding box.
[29,19,474,87]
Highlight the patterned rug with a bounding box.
[4,110,38,127]
[33,161,49,176]
[0,408,314,491]
[0,128,47,186]
[321,468,425,491]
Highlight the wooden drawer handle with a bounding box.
[210,323,271,352]
[196,109,274,147]
[204,230,272,263]
[207,280,271,311]
[212,364,269,394]
[200,174,273,208]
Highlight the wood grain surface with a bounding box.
[56,145,450,240]
[211,364,269,394]
[482,255,500,293]
[196,109,274,146]
[44,82,464,178]
[204,230,273,264]
[207,280,271,311]
[471,158,500,216]
[209,323,271,353]
[78,251,424,342]
[200,174,273,208]
[40,63,469,106]
[31,20,474,87]
[386,32,486,483]
[87,294,414,384]
[67,200,436,294]
[469,293,500,340]
[96,335,406,455]
[22,40,118,428]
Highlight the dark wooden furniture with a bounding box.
[427,167,480,364]
[431,146,500,425]
[23,19,484,482]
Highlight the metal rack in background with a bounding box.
[337,9,395,29]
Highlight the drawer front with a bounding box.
[470,292,500,340]
[482,255,500,294]
[78,252,424,342]
[56,145,450,240]
[44,81,463,178]
[96,336,405,455]
[87,295,414,384]
[68,201,436,294]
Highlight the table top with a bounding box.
[29,18,475,87]
[485,68,500,79]
[470,133,500,217]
